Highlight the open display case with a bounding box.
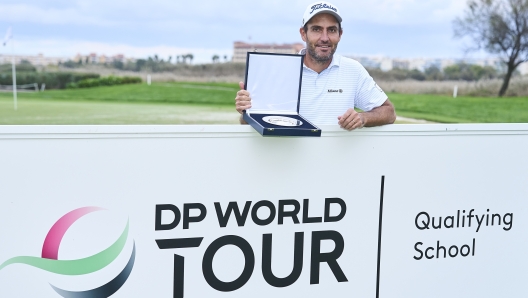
[242,52,321,137]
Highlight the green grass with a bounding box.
[0,96,239,125]
[0,82,239,105]
[389,93,528,123]
[0,82,527,124]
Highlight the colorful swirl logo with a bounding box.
[0,207,135,297]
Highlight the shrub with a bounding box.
[67,76,142,89]
[0,62,37,73]
[0,71,100,89]
[61,60,81,68]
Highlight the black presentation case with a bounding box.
[242,52,321,137]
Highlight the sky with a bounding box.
[0,0,483,64]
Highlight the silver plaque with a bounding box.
[262,116,303,127]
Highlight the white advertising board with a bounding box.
[0,124,526,298]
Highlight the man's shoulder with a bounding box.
[332,55,369,79]
[335,54,366,70]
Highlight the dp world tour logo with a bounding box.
[0,207,135,297]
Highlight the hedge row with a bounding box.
[0,72,100,89]
[0,63,36,72]
[67,76,142,89]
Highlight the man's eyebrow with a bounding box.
[310,25,338,29]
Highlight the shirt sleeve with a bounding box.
[354,63,388,112]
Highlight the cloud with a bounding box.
[0,3,114,26]
[335,0,466,25]
[0,0,298,26]
[0,0,471,59]
[3,0,466,26]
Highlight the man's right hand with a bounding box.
[235,81,252,124]
[235,81,252,114]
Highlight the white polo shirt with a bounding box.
[299,52,388,125]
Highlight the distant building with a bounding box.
[113,54,125,63]
[439,59,457,70]
[232,42,304,63]
[89,53,98,64]
[379,58,393,72]
[73,53,133,65]
[0,53,67,66]
[99,55,108,64]
[347,55,509,73]
[352,56,381,69]
[408,58,426,72]
[519,61,528,75]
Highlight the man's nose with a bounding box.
[320,30,330,42]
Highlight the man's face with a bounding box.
[301,13,342,63]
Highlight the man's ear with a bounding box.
[299,27,307,42]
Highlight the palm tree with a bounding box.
[212,54,220,63]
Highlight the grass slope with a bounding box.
[0,82,239,105]
[1,82,527,124]
[389,93,528,123]
[0,97,239,125]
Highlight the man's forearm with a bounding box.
[361,99,396,127]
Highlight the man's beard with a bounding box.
[307,43,337,64]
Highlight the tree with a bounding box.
[212,54,220,63]
[180,54,193,64]
[454,0,528,96]
[424,65,443,81]
[112,60,124,70]
[444,63,499,81]
[408,69,426,81]
[136,59,147,71]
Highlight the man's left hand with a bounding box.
[338,108,364,131]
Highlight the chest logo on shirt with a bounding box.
[328,89,343,93]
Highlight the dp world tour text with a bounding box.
[154,198,348,298]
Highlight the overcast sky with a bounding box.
[0,0,482,63]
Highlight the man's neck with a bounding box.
[304,52,333,74]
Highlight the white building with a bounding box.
[346,55,511,73]
[0,53,67,66]
[73,53,131,65]
[408,58,427,72]
[379,58,393,72]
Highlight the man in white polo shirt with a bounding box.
[235,1,396,131]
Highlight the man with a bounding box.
[235,1,396,131]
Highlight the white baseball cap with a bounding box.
[302,2,342,26]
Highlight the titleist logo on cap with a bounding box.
[310,3,338,14]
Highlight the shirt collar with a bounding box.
[299,48,341,71]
